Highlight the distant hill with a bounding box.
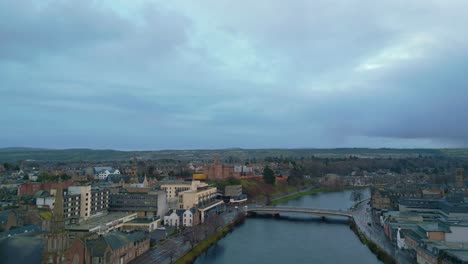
[1,147,467,163]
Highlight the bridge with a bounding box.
[247,206,353,219]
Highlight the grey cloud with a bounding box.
[2,0,468,149]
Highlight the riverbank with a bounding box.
[270,186,367,205]
[175,215,246,264]
[350,219,396,264]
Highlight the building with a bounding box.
[160,180,208,209]
[160,181,192,200]
[371,189,392,210]
[109,190,167,218]
[42,180,69,264]
[37,185,110,224]
[178,185,217,210]
[67,185,110,222]
[122,218,161,232]
[164,210,183,227]
[225,185,242,197]
[182,208,200,227]
[399,196,468,221]
[66,231,149,264]
[66,212,138,235]
[204,155,235,180]
[456,168,465,187]
[18,180,73,197]
[93,167,119,180]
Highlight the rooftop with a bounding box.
[66,212,137,231]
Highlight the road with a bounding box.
[131,205,245,264]
[352,200,413,264]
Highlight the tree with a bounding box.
[262,166,275,185]
[288,165,305,190]
[350,190,363,204]
[183,226,203,249]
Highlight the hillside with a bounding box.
[0,147,464,162]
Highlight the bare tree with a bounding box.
[350,189,363,203]
[182,226,204,249]
[211,214,225,231]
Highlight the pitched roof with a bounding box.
[0,235,44,264]
[86,231,146,257]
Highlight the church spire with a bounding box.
[143,174,148,187]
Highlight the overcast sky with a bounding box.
[1,0,468,150]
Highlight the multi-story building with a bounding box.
[160,181,192,199]
[204,156,235,180]
[67,185,109,221]
[178,185,217,210]
[109,191,167,218]
[37,185,110,224]
[456,168,465,187]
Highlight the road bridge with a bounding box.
[247,206,353,219]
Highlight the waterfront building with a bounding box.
[109,190,167,218]
[66,230,149,264]
[182,208,201,227]
[178,185,218,210]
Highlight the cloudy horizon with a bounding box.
[2,1,468,150]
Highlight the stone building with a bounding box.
[42,181,69,264]
[66,231,149,264]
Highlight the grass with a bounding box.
[270,188,326,205]
[270,186,366,205]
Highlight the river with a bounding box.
[195,189,381,264]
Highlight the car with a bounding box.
[367,222,372,226]
[157,226,166,231]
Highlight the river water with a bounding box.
[195,189,380,264]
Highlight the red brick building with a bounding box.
[18,180,73,196]
[204,156,235,180]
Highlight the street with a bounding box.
[131,205,245,264]
[352,200,413,264]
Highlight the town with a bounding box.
[1,149,468,264]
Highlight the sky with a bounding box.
[1,0,468,150]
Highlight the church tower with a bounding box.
[43,179,69,264]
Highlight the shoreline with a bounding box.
[349,219,396,264]
[174,215,246,264]
[177,186,370,264]
[270,186,368,205]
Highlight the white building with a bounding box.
[36,196,55,209]
[164,210,182,227]
[183,209,194,227]
[94,168,120,180]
